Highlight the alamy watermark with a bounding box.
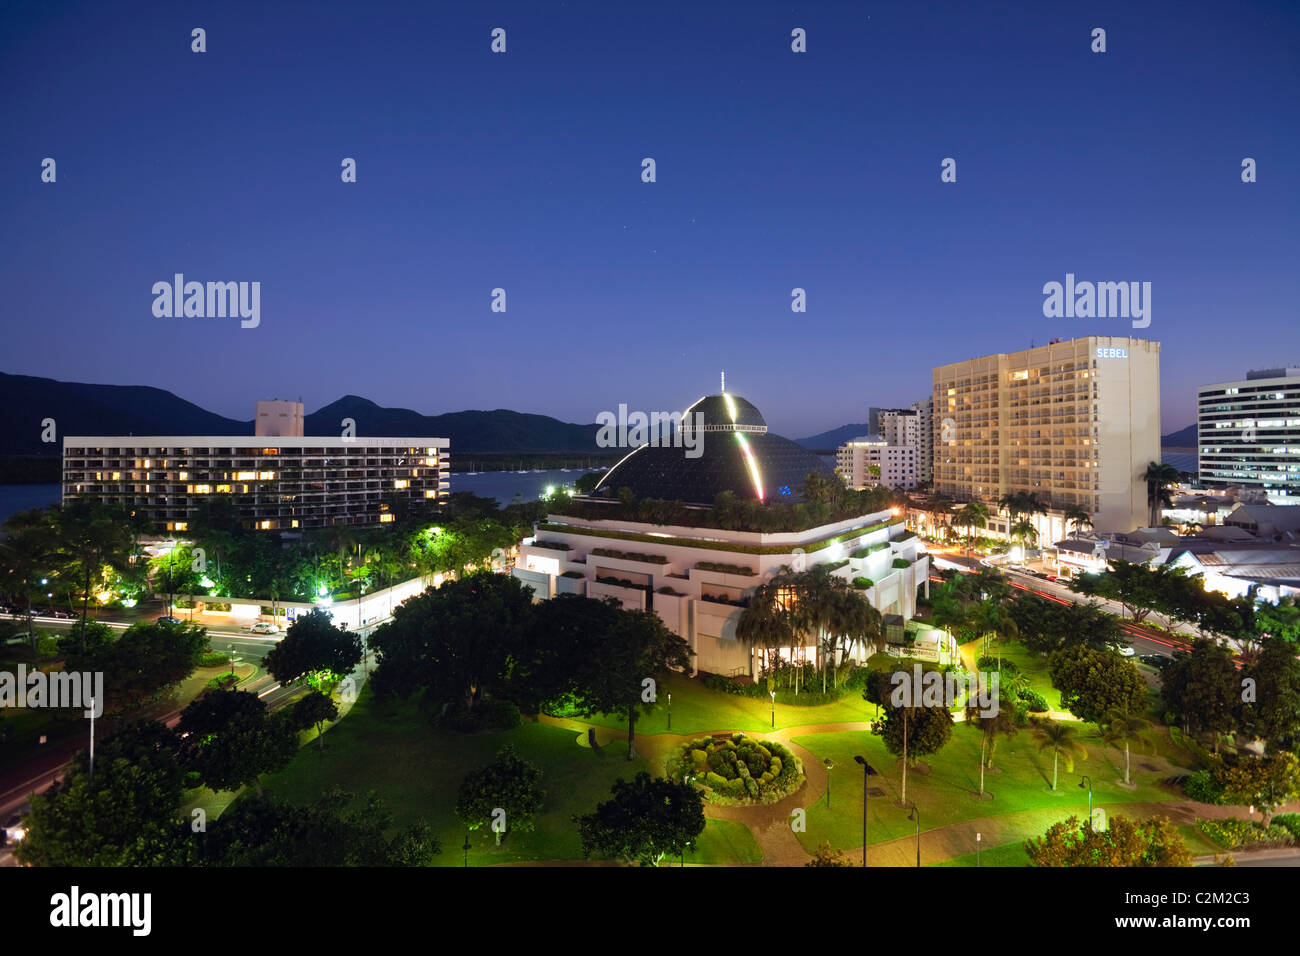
[0,665,103,718]
[1042,273,1150,329]
[889,664,1000,718]
[152,274,260,328]
[596,404,704,459]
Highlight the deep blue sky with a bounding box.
[3,0,1297,438]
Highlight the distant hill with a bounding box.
[0,372,248,455]
[795,423,873,451]
[0,373,602,456]
[1161,424,1197,447]
[306,396,601,453]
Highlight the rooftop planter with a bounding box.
[852,577,874,590]
[560,570,586,578]
[694,561,756,576]
[591,547,669,564]
[537,521,889,557]
[851,542,891,558]
[529,540,573,551]
[892,558,912,569]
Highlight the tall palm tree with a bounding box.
[1010,519,1038,560]
[736,583,794,679]
[956,501,989,555]
[1063,505,1093,537]
[52,500,134,651]
[965,690,1021,797]
[1141,462,1181,528]
[1031,718,1087,791]
[1101,708,1151,785]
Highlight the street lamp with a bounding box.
[823,757,834,809]
[853,755,877,867]
[975,831,981,868]
[907,807,921,868]
[667,692,671,731]
[770,690,776,729]
[462,833,471,867]
[1079,775,1093,831]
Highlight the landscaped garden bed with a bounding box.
[667,732,804,805]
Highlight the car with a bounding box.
[249,621,278,635]
[2,812,26,847]
[1139,654,1172,670]
[1111,643,1136,657]
[156,615,182,625]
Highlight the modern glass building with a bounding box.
[1198,368,1300,504]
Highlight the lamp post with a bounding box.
[667,693,671,731]
[975,831,981,868]
[824,757,834,809]
[88,696,96,784]
[770,690,776,729]
[462,833,471,867]
[1080,775,1093,830]
[907,807,921,868]
[854,755,877,867]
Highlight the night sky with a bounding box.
[3,0,1297,438]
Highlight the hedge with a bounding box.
[1196,818,1295,850]
[592,547,669,564]
[695,561,756,576]
[666,733,805,806]
[536,518,904,557]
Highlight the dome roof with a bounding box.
[593,393,833,504]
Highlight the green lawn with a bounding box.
[791,723,1198,860]
[934,841,1031,867]
[961,639,1063,712]
[577,672,875,738]
[691,818,763,865]
[238,685,761,866]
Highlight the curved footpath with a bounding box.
[536,714,1300,867]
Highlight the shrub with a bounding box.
[560,570,585,579]
[1017,689,1049,712]
[977,657,1019,674]
[695,561,756,576]
[1196,818,1295,850]
[434,697,521,733]
[591,547,668,564]
[892,558,911,569]
[205,672,239,691]
[1273,814,1300,840]
[852,577,874,590]
[656,586,684,595]
[199,652,230,668]
[702,673,747,695]
[1183,769,1226,805]
[183,770,203,790]
[667,734,804,806]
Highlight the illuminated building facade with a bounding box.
[61,434,449,531]
[512,389,929,675]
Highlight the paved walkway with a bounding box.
[537,713,1300,867]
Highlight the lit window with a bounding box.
[379,513,394,523]
[394,479,409,489]
[216,484,232,493]
[178,471,188,480]
[236,471,257,480]
[425,490,437,498]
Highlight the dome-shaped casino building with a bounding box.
[591,392,835,504]
[512,388,935,678]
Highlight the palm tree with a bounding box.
[1100,708,1151,785]
[1010,518,1038,558]
[1063,505,1092,537]
[956,501,989,555]
[965,690,1021,797]
[1031,718,1087,791]
[736,584,794,680]
[52,500,134,651]
[1141,462,1180,528]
